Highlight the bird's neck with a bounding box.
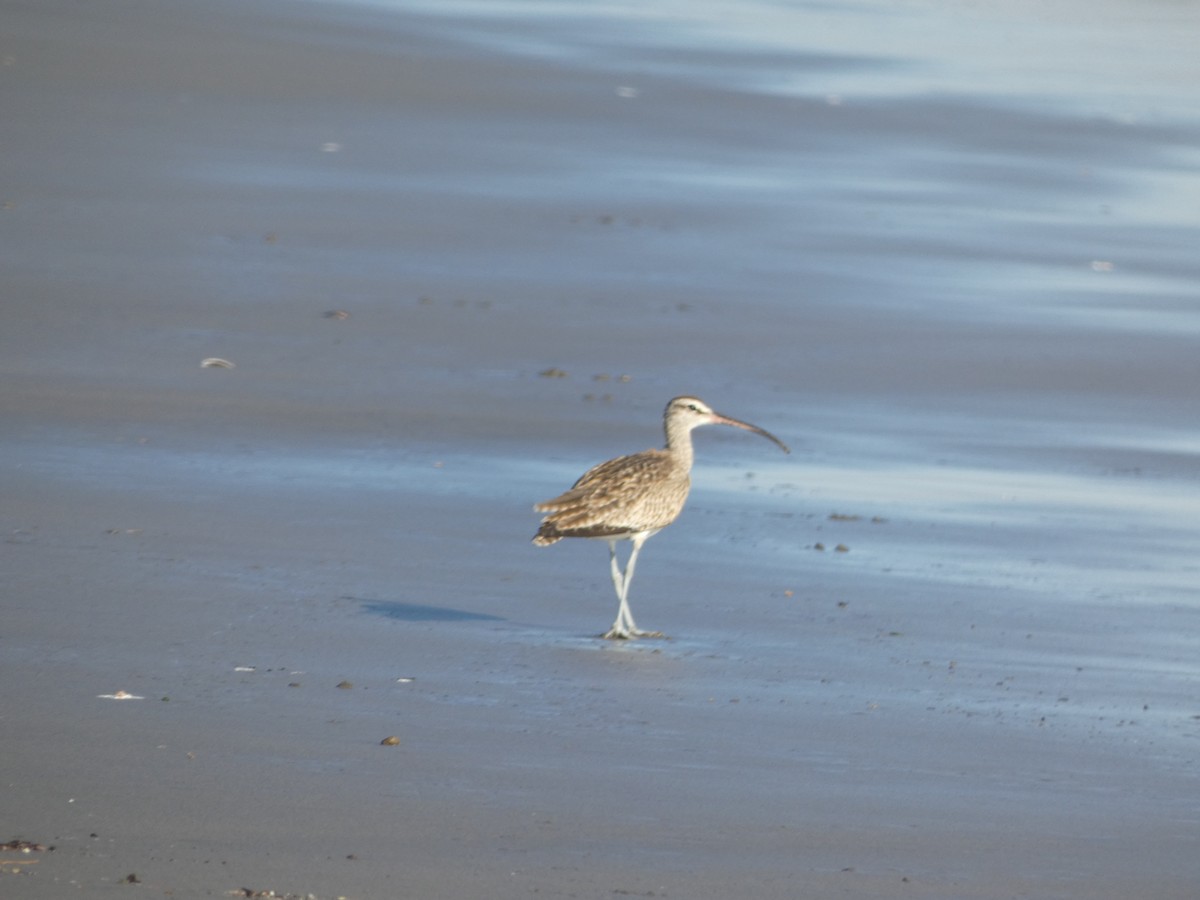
[663,421,696,471]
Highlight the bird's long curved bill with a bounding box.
[713,413,790,454]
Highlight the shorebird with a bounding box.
[532,396,789,639]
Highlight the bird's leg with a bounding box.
[619,535,664,638]
[603,540,633,639]
[603,534,663,640]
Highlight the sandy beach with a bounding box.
[3,0,1199,897]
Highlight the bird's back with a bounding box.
[533,448,691,544]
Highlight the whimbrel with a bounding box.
[532,396,789,639]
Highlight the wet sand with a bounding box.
[3,0,1199,897]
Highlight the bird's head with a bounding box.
[665,396,790,453]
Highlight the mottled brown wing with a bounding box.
[533,450,690,543]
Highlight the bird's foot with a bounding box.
[632,628,665,638]
[601,627,665,640]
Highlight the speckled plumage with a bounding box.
[532,396,789,639]
[532,449,690,543]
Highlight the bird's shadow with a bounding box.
[345,595,506,624]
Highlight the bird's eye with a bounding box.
[687,404,699,412]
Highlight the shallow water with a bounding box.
[8,0,1200,710]
[3,0,1199,895]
